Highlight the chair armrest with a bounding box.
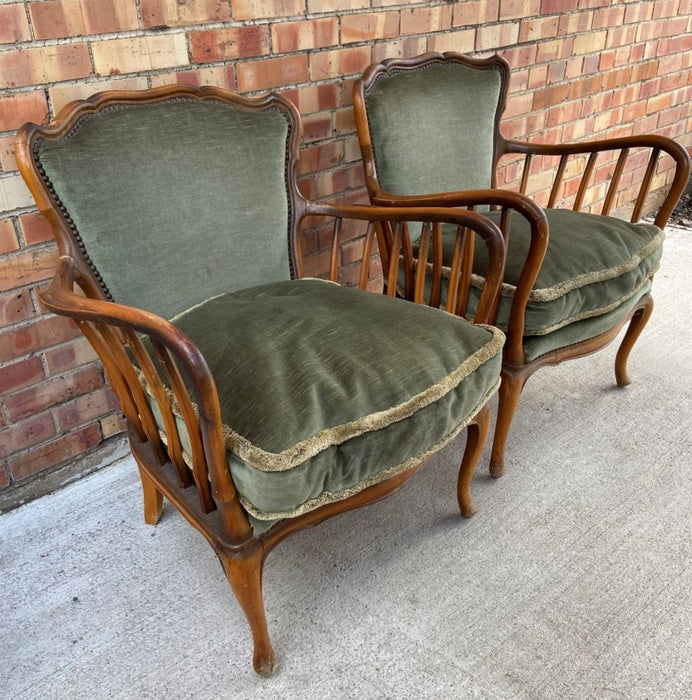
[303,202,508,327]
[322,194,548,364]
[503,135,691,227]
[40,256,252,543]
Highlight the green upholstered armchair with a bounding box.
[15,86,507,676]
[354,52,690,477]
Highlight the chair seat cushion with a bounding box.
[430,209,663,337]
[167,279,504,525]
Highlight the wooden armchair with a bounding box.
[354,52,690,477]
[15,86,507,676]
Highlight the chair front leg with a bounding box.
[457,404,491,517]
[615,293,654,387]
[219,544,277,677]
[489,370,529,478]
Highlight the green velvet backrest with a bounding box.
[363,59,504,196]
[36,98,294,320]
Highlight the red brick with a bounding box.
[400,7,451,35]
[308,0,367,12]
[0,4,31,44]
[235,0,305,19]
[453,0,499,26]
[0,314,80,363]
[272,18,338,52]
[282,83,339,115]
[4,365,104,422]
[7,423,101,481]
[592,6,625,29]
[500,0,540,21]
[0,91,49,132]
[0,219,18,255]
[0,355,44,394]
[0,246,58,294]
[519,16,559,43]
[48,77,149,114]
[100,412,126,438]
[0,44,91,89]
[151,66,235,91]
[0,464,9,490]
[541,0,578,12]
[189,25,269,63]
[624,3,654,24]
[92,34,188,76]
[29,0,139,40]
[299,142,343,176]
[237,55,309,92]
[426,31,473,56]
[0,412,56,459]
[141,0,229,28]
[0,136,17,172]
[55,386,119,432]
[43,336,98,374]
[17,212,53,246]
[0,290,34,329]
[309,47,371,81]
[302,114,332,143]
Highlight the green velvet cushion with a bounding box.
[37,100,292,320]
[364,62,502,195]
[164,279,504,527]
[417,209,663,339]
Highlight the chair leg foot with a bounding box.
[489,372,527,478]
[136,462,163,525]
[220,547,277,677]
[457,404,491,517]
[615,295,654,387]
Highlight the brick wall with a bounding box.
[1,0,690,508]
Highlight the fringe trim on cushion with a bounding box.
[429,228,664,302]
[138,320,505,473]
[521,273,657,336]
[222,325,504,472]
[240,375,502,521]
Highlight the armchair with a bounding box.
[15,86,506,675]
[354,52,690,476]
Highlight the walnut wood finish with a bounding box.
[15,85,506,676]
[354,51,691,477]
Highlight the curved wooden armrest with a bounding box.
[304,201,508,326]
[41,257,252,543]
[503,135,691,227]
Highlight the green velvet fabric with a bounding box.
[166,279,504,524]
[416,209,663,337]
[364,62,502,195]
[37,100,292,320]
[523,280,652,362]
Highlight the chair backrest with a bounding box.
[18,87,302,321]
[355,52,509,198]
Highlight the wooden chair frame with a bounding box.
[15,85,506,676]
[354,52,691,476]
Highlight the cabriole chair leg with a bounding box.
[220,546,277,677]
[457,404,491,517]
[615,294,654,387]
[489,372,528,479]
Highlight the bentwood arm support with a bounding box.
[302,202,507,326]
[40,256,254,544]
[503,134,691,227]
